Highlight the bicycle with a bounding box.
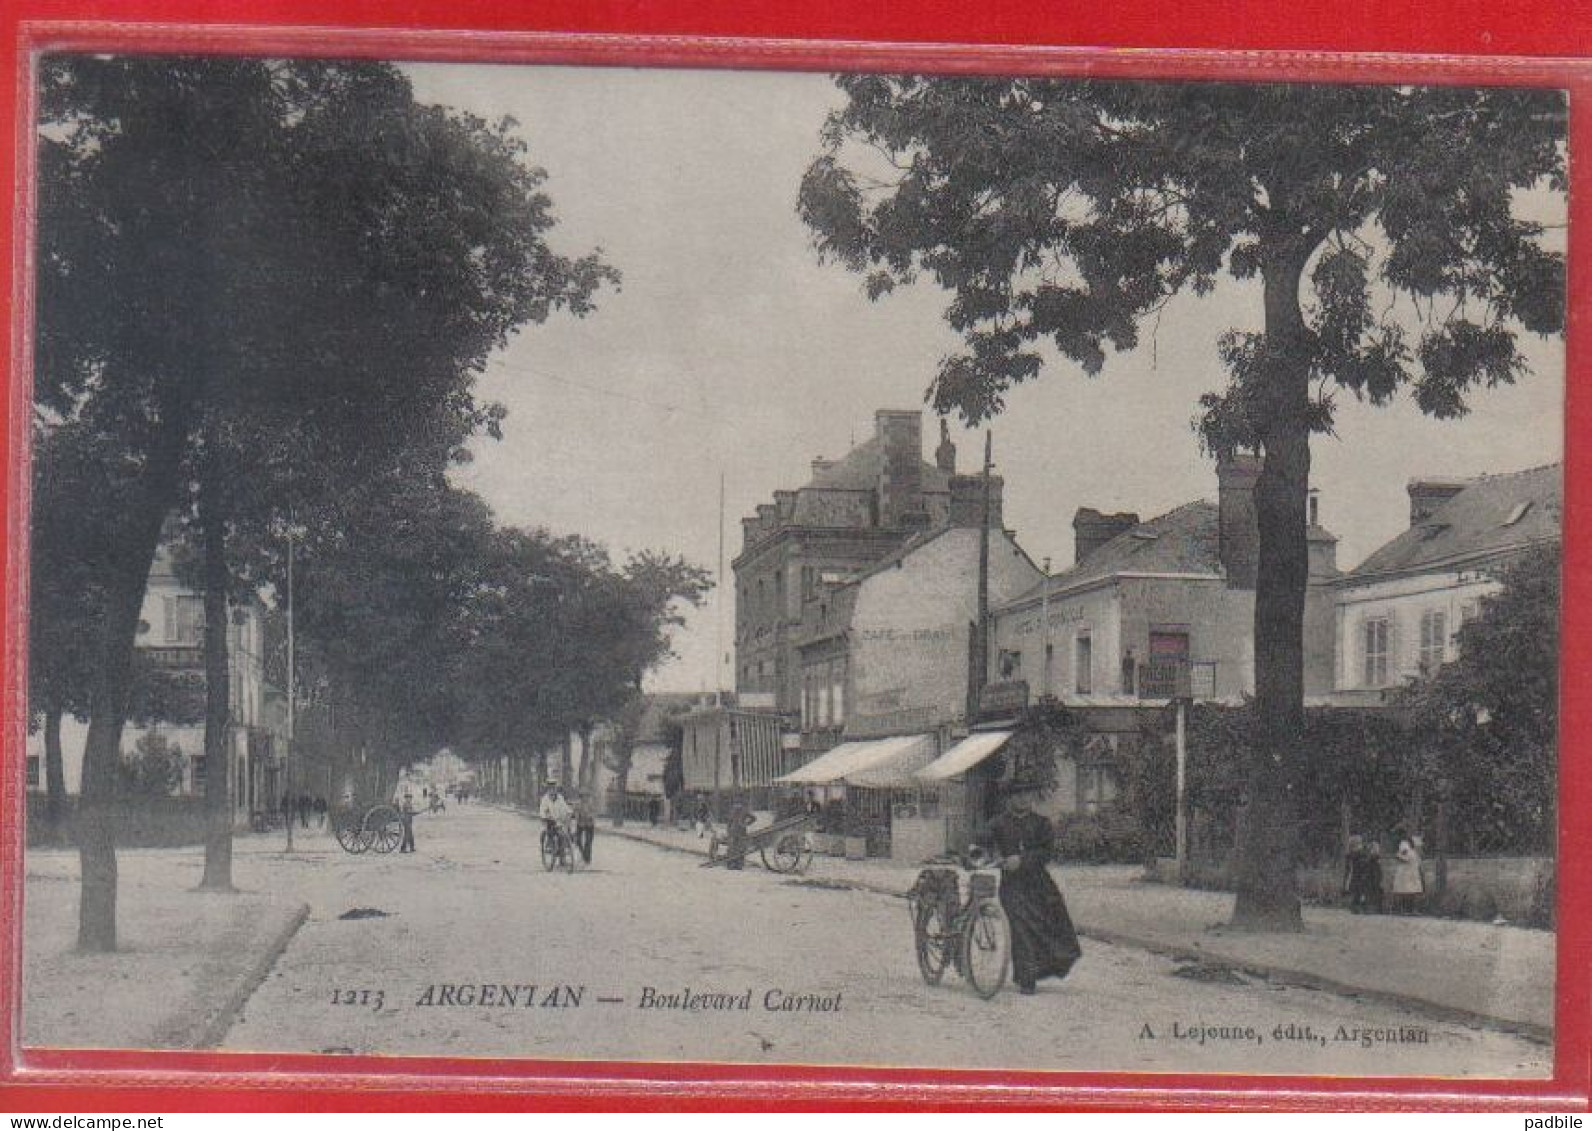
[906,849,1011,999]
[540,820,577,873]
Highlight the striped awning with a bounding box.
[775,734,937,787]
[915,730,1013,782]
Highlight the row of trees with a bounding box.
[30,56,701,950]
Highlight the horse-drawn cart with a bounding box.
[699,811,817,874]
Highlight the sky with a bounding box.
[403,64,1566,694]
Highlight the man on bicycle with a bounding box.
[539,784,574,849]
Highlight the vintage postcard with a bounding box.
[12,48,1570,1089]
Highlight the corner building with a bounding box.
[733,409,957,715]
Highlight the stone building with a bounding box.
[776,472,1042,858]
[733,409,959,715]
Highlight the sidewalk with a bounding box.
[24,844,310,1050]
[601,817,1554,1042]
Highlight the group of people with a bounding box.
[1344,825,1426,914]
[279,793,327,829]
[538,783,597,865]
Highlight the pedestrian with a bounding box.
[573,790,596,864]
[1391,825,1425,914]
[647,796,661,826]
[724,800,754,870]
[299,793,311,829]
[399,791,417,854]
[987,786,1082,994]
[694,796,712,839]
[1344,834,1383,914]
[1363,839,1385,913]
[315,796,327,828]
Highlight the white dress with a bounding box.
[1392,839,1424,895]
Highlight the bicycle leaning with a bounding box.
[906,847,1012,999]
[540,819,577,873]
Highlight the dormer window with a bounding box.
[1503,501,1533,526]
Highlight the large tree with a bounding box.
[801,77,1565,927]
[36,55,616,947]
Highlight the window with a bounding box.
[998,649,1023,679]
[165,595,205,645]
[26,755,39,789]
[1419,609,1447,675]
[192,755,207,794]
[1363,617,1390,687]
[820,683,833,726]
[830,669,845,726]
[1074,632,1093,695]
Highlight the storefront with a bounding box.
[773,733,939,857]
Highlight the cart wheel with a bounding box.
[764,833,810,874]
[367,806,403,855]
[961,898,1010,1000]
[541,828,557,871]
[334,813,368,855]
[561,834,576,874]
[912,899,953,986]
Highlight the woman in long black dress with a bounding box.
[988,790,1082,994]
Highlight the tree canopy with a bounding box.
[35,54,619,947]
[801,76,1565,927]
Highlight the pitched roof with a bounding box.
[1345,463,1562,581]
[1003,500,1222,608]
[805,434,952,493]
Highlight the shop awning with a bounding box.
[915,730,1013,782]
[775,734,936,787]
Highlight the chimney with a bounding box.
[774,490,797,522]
[1217,452,1262,589]
[1407,478,1469,527]
[875,409,925,529]
[741,516,760,550]
[1072,508,1140,564]
[935,418,957,474]
[949,474,1005,529]
[756,503,778,536]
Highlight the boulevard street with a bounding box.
[203,804,1547,1075]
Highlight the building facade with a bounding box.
[988,454,1340,708]
[26,540,285,829]
[1333,464,1561,701]
[679,698,789,811]
[733,409,959,715]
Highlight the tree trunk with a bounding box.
[44,707,67,837]
[560,732,573,789]
[197,481,235,892]
[77,433,182,951]
[1229,246,1313,931]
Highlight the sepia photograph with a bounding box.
[16,55,1566,1081]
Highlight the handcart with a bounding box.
[699,811,817,874]
[331,802,404,855]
